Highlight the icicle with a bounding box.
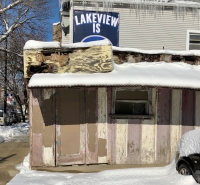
[77,0,200,21]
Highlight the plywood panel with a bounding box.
[116,119,127,164]
[60,89,80,154]
[195,91,200,129]
[127,119,141,164]
[43,89,55,147]
[141,88,157,164]
[98,88,107,163]
[56,88,85,165]
[86,88,98,164]
[170,89,182,162]
[157,88,171,164]
[182,89,195,134]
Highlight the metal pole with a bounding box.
[4,37,7,125]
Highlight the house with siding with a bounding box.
[25,0,200,167]
[60,0,200,51]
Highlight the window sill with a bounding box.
[110,114,154,119]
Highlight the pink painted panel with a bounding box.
[127,119,142,164]
[182,89,195,135]
[157,88,171,164]
[107,87,116,164]
[31,133,43,166]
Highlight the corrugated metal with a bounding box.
[68,5,200,50]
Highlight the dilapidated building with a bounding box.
[24,40,200,167]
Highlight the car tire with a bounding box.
[178,163,192,175]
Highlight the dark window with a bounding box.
[114,89,150,116]
[189,33,200,50]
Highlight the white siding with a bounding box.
[62,5,200,50]
[118,9,200,50]
[61,16,70,44]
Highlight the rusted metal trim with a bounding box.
[28,85,200,91]
[110,114,154,119]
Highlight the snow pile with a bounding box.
[8,157,198,185]
[24,39,111,50]
[178,129,200,157]
[0,135,4,143]
[112,46,200,56]
[53,22,60,25]
[0,122,30,143]
[24,40,61,49]
[16,154,30,173]
[28,62,200,89]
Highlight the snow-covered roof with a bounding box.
[28,62,200,89]
[53,22,60,26]
[24,40,111,50]
[24,40,200,56]
[113,46,200,56]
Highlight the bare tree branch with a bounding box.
[0,0,24,14]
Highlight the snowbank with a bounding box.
[7,127,200,185]
[0,135,4,143]
[178,129,200,157]
[0,122,30,142]
[8,157,198,185]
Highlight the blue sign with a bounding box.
[73,10,119,46]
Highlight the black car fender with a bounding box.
[176,157,195,175]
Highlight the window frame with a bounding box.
[186,30,200,51]
[111,87,153,119]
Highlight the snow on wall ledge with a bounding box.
[112,46,200,56]
[23,40,111,50]
[28,62,200,89]
[24,39,200,56]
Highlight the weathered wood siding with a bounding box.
[30,87,199,167]
[105,87,197,165]
[56,88,86,165]
[30,89,56,167]
[98,88,108,163]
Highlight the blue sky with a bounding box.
[47,1,60,41]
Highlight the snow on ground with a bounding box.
[7,156,198,185]
[0,122,29,143]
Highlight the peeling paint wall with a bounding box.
[30,87,200,167]
[24,45,113,78]
[30,89,56,167]
[106,87,198,165]
[98,88,107,163]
